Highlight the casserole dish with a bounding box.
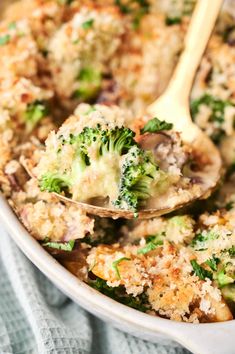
[0,196,235,354]
[0,1,235,353]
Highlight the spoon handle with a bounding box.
[167,0,223,105]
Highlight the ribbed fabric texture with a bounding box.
[0,230,190,354]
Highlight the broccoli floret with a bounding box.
[217,251,235,287]
[165,0,195,26]
[24,100,49,132]
[39,172,71,194]
[113,145,160,213]
[39,122,164,213]
[228,246,235,256]
[191,94,233,124]
[216,270,234,288]
[73,67,102,101]
[191,230,219,251]
[40,126,137,199]
[221,284,235,303]
[100,127,136,155]
[67,126,136,163]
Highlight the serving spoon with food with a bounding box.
[23,0,223,219]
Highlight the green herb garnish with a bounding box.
[112,257,131,279]
[115,0,150,29]
[140,117,173,134]
[191,94,234,124]
[57,0,74,4]
[190,259,213,280]
[137,233,164,255]
[90,277,149,312]
[0,34,11,46]
[205,255,220,271]
[82,19,94,30]
[165,16,181,26]
[43,239,75,251]
[225,201,234,211]
[137,242,157,255]
[115,0,149,14]
[115,0,131,14]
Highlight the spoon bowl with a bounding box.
[147,94,223,196]
[52,125,222,219]
[22,0,223,219]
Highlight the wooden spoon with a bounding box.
[26,0,223,219]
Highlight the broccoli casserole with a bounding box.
[1,0,235,324]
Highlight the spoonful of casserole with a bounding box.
[27,0,223,219]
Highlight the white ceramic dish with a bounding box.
[0,195,235,354]
[1,1,235,352]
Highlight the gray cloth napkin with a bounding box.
[0,229,190,354]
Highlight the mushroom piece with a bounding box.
[137,132,173,152]
[138,132,189,171]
